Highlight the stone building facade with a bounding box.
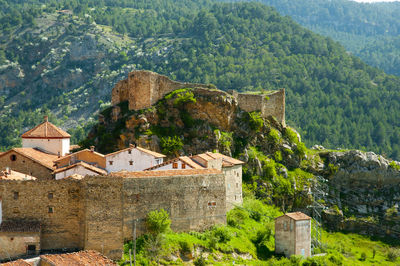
[275,212,311,258]
[111,70,286,125]
[0,169,226,260]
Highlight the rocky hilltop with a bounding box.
[82,71,400,238]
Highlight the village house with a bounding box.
[144,156,204,171]
[275,212,311,258]
[105,144,165,172]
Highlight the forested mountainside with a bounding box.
[239,0,400,76]
[1,1,400,160]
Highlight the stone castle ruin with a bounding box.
[111,70,286,125]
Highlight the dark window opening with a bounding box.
[48,206,54,213]
[182,163,186,169]
[10,154,17,161]
[48,193,53,199]
[27,245,36,255]
[109,161,113,165]
[129,161,133,166]
[14,192,19,200]
[172,162,178,169]
[128,150,132,154]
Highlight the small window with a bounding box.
[172,162,178,169]
[48,193,53,199]
[14,192,19,200]
[284,221,288,231]
[109,161,113,165]
[48,206,54,213]
[235,195,237,200]
[182,163,186,169]
[128,150,132,154]
[236,183,239,188]
[27,245,36,255]
[129,161,133,166]
[290,221,293,231]
[10,154,17,161]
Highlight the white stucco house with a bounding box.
[105,144,165,172]
[21,116,71,156]
[53,161,107,180]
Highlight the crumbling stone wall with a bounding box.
[111,71,285,125]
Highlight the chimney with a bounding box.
[44,115,48,122]
[90,146,95,152]
[129,143,135,149]
[6,167,10,175]
[57,152,61,158]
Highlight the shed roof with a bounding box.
[278,212,311,221]
[53,161,107,175]
[40,250,116,265]
[54,148,105,163]
[105,146,165,158]
[0,220,41,233]
[0,148,58,170]
[21,116,70,139]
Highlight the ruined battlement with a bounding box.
[111,70,286,125]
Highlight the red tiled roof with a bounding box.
[283,212,311,221]
[40,250,116,265]
[53,161,107,175]
[54,149,105,163]
[0,148,58,170]
[0,220,41,233]
[105,146,165,158]
[1,259,33,266]
[21,118,70,139]
[144,156,204,171]
[204,152,244,165]
[69,144,81,151]
[111,168,222,178]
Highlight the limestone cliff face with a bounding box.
[319,150,400,237]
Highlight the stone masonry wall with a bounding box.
[121,170,226,240]
[0,151,53,180]
[0,179,84,251]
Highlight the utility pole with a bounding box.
[307,175,328,253]
[133,219,137,266]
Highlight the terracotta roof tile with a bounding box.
[0,170,36,180]
[144,156,204,171]
[54,149,105,163]
[1,259,33,266]
[53,161,107,175]
[40,250,116,265]
[111,168,221,178]
[0,220,41,233]
[21,118,70,139]
[204,152,244,165]
[283,212,311,221]
[0,148,58,170]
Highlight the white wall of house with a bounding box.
[55,165,100,180]
[106,148,163,172]
[22,138,70,156]
[149,160,190,171]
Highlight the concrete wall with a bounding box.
[0,151,53,180]
[22,138,70,156]
[0,179,85,251]
[0,232,40,260]
[224,165,242,211]
[105,148,162,172]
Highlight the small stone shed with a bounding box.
[275,212,311,258]
[0,220,41,260]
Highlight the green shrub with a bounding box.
[274,150,283,162]
[211,226,233,243]
[328,163,339,175]
[268,128,281,144]
[387,248,400,262]
[193,255,206,266]
[227,208,249,227]
[179,240,192,253]
[360,252,367,261]
[262,159,277,180]
[146,209,171,235]
[248,111,264,132]
[160,136,183,155]
[389,161,400,171]
[295,142,307,159]
[284,127,299,144]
